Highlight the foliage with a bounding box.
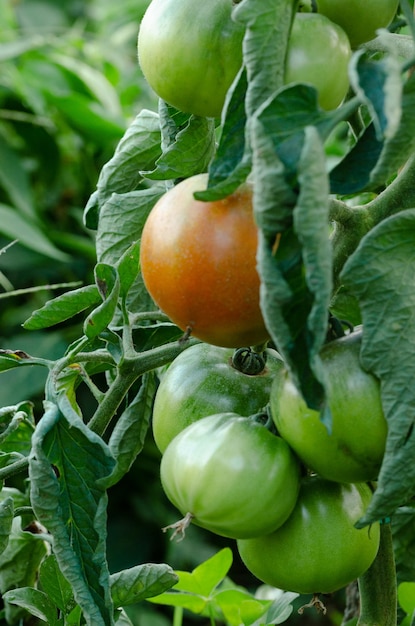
[0,0,414,625]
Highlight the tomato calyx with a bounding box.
[231,347,268,375]
[162,512,194,542]
[298,593,328,615]
[326,313,354,342]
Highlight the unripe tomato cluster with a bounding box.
[138,0,398,118]
[148,333,386,595]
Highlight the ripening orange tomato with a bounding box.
[140,174,269,348]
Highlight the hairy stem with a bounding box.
[88,337,199,436]
[0,457,29,481]
[357,523,397,626]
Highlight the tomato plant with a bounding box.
[160,412,301,539]
[137,0,245,118]
[152,343,283,452]
[270,329,388,483]
[286,13,351,110]
[316,0,400,48]
[237,476,380,595]
[140,173,269,348]
[2,0,415,624]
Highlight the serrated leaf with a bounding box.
[3,587,59,625]
[110,563,178,607]
[341,209,415,524]
[84,110,161,229]
[29,399,116,626]
[23,285,100,330]
[0,497,13,555]
[39,554,75,614]
[144,115,216,181]
[83,264,120,339]
[107,372,156,486]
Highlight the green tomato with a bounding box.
[316,0,399,49]
[152,343,284,453]
[137,0,245,118]
[237,476,380,595]
[160,412,301,539]
[286,13,351,110]
[270,330,387,483]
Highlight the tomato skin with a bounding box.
[137,0,245,118]
[237,476,380,594]
[316,0,399,49]
[152,343,284,453]
[286,13,351,110]
[140,174,268,348]
[160,413,301,539]
[270,330,387,483]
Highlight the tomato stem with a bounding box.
[172,606,183,626]
[357,522,397,626]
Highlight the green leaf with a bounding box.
[83,264,120,339]
[0,497,13,555]
[0,140,35,217]
[48,93,125,145]
[175,548,233,597]
[398,582,415,617]
[110,563,178,607]
[233,0,295,115]
[0,517,48,624]
[3,587,59,625]
[331,63,415,195]
[23,285,100,330]
[349,51,402,141]
[0,203,69,261]
[51,52,122,118]
[254,125,331,410]
[0,401,35,456]
[195,68,251,201]
[392,505,415,584]
[84,110,162,229]
[107,372,156,486]
[252,589,298,625]
[39,554,75,614]
[214,589,269,626]
[148,549,233,615]
[96,188,163,267]
[28,399,116,626]
[341,210,415,524]
[329,123,383,195]
[95,188,163,316]
[115,241,141,301]
[145,114,216,181]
